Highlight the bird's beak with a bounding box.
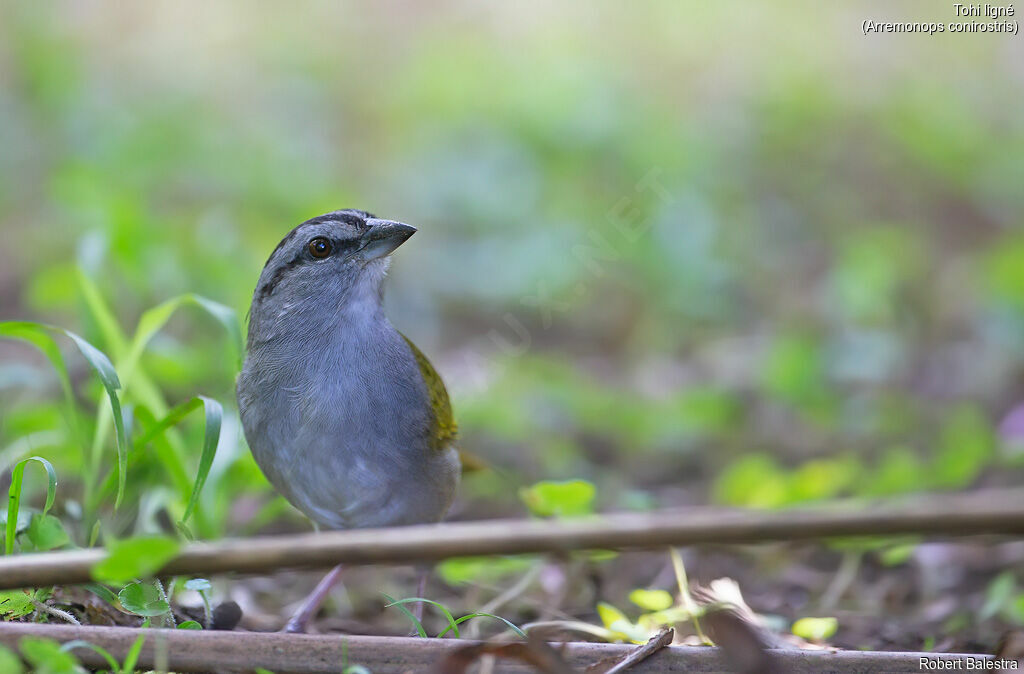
[357,219,417,261]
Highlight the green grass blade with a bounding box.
[63,329,128,508]
[76,269,129,360]
[94,399,195,511]
[60,640,120,672]
[132,397,202,454]
[129,404,191,497]
[79,282,237,510]
[84,582,121,606]
[384,597,460,638]
[96,292,240,519]
[671,546,708,644]
[381,593,427,638]
[98,396,223,526]
[72,281,241,524]
[180,396,223,525]
[5,456,57,555]
[0,321,127,510]
[191,295,244,369]
[121,296,184,389]
[121,634,146,673]
[0,322,85,451]
[124,293,243,391]
[437,612,527,639]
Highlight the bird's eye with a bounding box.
[308,237,332,259]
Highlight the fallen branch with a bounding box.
[589,627,674,673]
[0,624,998,674]
[0,489,1021,590]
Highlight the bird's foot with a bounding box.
[280,564,345,634]
[281,615,310,634]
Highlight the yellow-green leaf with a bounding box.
[26,514,70,552]
[0,589,35,618]
[596,601,649,643]
[628,588,674,612]
[0,645,23,674]
[18,637,81,674]
[792,616,838,641]
[91,535,180,584]
[597,601,630,631]
[519,479,595,518]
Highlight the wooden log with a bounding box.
[0,489,1021,591]
[0,623,999,674]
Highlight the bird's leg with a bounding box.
[282,564,345,633]
[411,564,431,623]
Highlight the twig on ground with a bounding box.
[819,550,862,610]
[0,489,1021,590]
[587,627,674,674]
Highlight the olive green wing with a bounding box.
[401,333,458,450]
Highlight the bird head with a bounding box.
[247,209,416,347]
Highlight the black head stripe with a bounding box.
[263,209,374,269]
[257,209,375,300]
[300,210,375,229]
[257,257,303,300]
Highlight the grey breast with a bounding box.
[238,319,458,530]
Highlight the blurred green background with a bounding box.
[1,1,1023,541]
